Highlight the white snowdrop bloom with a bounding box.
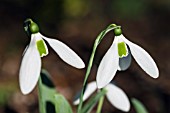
[19,19,85,94]
[73,81,130,112]
[97,28,159,88]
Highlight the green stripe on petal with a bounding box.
[118,42,128,58]
[36,40,48,57]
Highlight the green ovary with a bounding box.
[118,42,128,58]
[36,40,48,57]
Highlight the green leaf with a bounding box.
[54,94,73,113]
[81,89,107,113]
[131,98,149,113]
[40,70,55,88]
[38,69,73,113]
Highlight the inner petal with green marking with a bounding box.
[36,39,48,57]
[118,42,128,58]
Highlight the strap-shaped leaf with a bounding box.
[54,94,73,113]
[81,89,107,113]
[131,98,149,113]
[38,69,73,113]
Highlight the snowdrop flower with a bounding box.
[74,81,130,112]
[19,19,85,94]
[97,27,159,88]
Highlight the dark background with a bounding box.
[0,0,170,113]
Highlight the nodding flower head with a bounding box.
[96,25,159,88]
[19,18,85,95]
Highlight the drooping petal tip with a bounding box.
[105,84,130,112]
[75,60,85,69]
[151,68,159,79]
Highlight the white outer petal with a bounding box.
[19,35,41,95]
[73,81,97,105]
[105,84,130,112]
[96,38,119,89]
[121,35,159,78]
[39,33,85,69]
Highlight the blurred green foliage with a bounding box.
[0,0,170,113]
[0,81,17,106]
[63,0,90,18]
[110,0,147,19]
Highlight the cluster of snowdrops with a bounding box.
[19,18,159,113]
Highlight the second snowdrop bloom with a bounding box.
[74,81,130,112]
[19,19,85,95]
[97,27,159,88]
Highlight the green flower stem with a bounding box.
[38,78,46,113]
[24,18,33,23]
[77,24,120,113]
[96,94,105,113]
